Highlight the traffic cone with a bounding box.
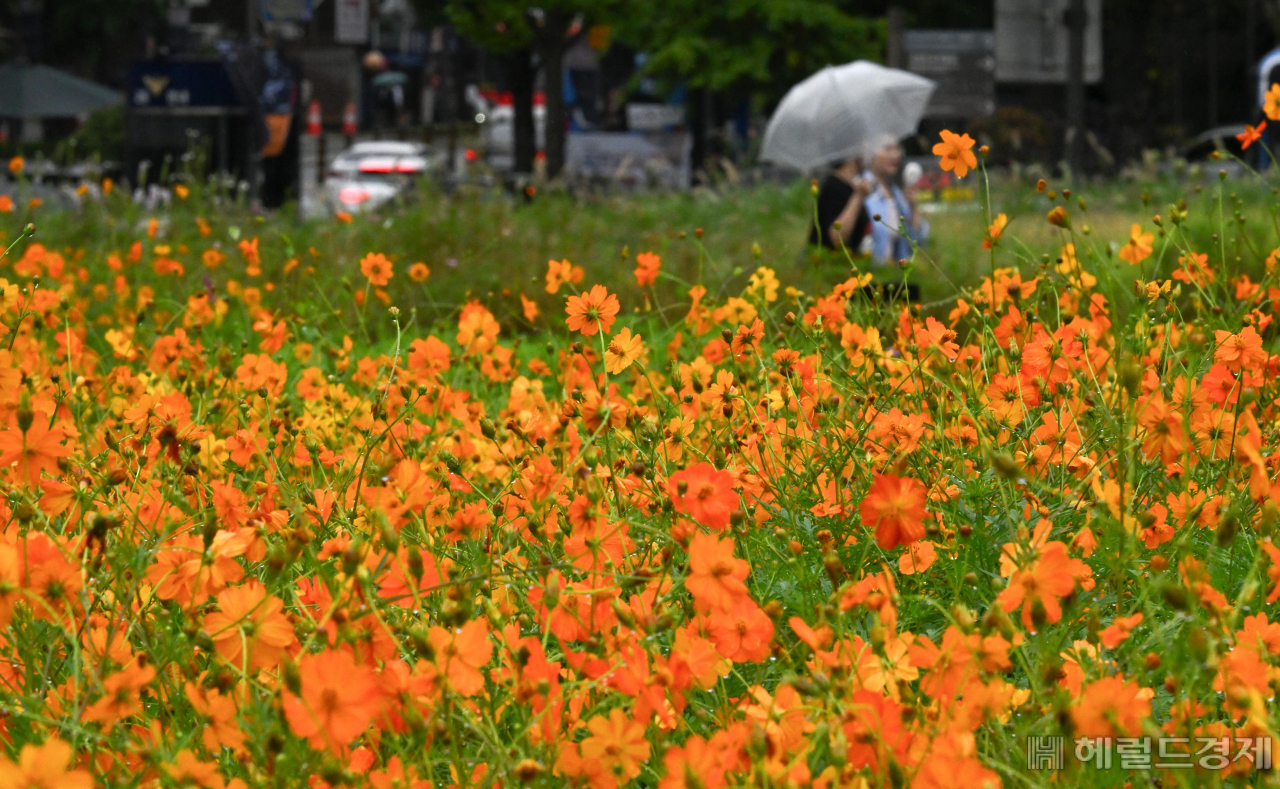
[343,102,358,141]
[307,99,322,137]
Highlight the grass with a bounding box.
[4,163,1277,348]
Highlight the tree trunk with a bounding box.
[509,48,537,174]
[542,41,567,179]
[688,87,708,176]
[1064,0,1086,175]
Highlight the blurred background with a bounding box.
[0,0,1270,210]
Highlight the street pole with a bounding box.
[887,7,906,69]
[1065,0,1086,177]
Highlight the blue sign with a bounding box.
[261,0,315,23]
[127,62,242,109]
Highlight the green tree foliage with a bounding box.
[626,0,886,100]
[1,0,166,77]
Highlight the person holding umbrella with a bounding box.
[809,157,872,251]
[863,134,928,265]
[760,60,935,264]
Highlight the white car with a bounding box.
[325,141,434,213]
[481,103,547,171]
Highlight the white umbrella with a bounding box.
[760,61,936,171]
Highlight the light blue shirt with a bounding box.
[864,184,928,265]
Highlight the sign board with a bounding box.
[995,0,1102,83]
[904,31,995,118]
[626,103,685,131]
[335,0,369,44]
[127,61,241,109]
[261,0,313,23]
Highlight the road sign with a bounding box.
[904,31,996,118]
[335,0,369,45]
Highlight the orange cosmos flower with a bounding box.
[1266,84,1280,121]
[579,708,651,784]
[1117,223,1154,265]
[1214,326,1266,372]
[605,326,643,374]
[238,237,260,266]
[1071,676,1152,737]
[0,195,11,213]
[184,682,247,755]
[685,531,750,611]
[731,318,764,358]
[565,284,620,336]
[545,258,584,294]
[842,689,912,772]
[634,251,661,287]
[1169,251,1212,286]
[164,751,226,789]
[203,580,297,672]
[520,293,539,322]
[1098,612,1143,649]
[283,648,381,751]
[898,539,937,575]
[996,541,1092,632]
[1239,121,1266,149]
[932,130,978,178]
[659,736,726,789]
[0,416,74,488]
[859,474,927,551]
[982,212,1007,249]
[8,156,23,175]
[0,539,22,630]
[409,261,430,281]
[668,462,739,531]
[0,738,92,789]
[1264,542,1280,603]
[457,301,499,355]
[706,596,774,662]
[360,252,393,286]
[429,618,493,696]
[82,657,156,730]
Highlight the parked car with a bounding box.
[324,140,435,212]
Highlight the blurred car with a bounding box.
[325,140,434,212]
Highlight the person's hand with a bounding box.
[854,177,874,198]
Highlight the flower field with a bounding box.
[0,134,1278,789]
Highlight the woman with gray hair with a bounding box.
[861,135,928,265]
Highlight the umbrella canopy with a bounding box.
[760,61,935,171]
[0,63,123,119]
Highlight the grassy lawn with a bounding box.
[6,165,1277,347]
